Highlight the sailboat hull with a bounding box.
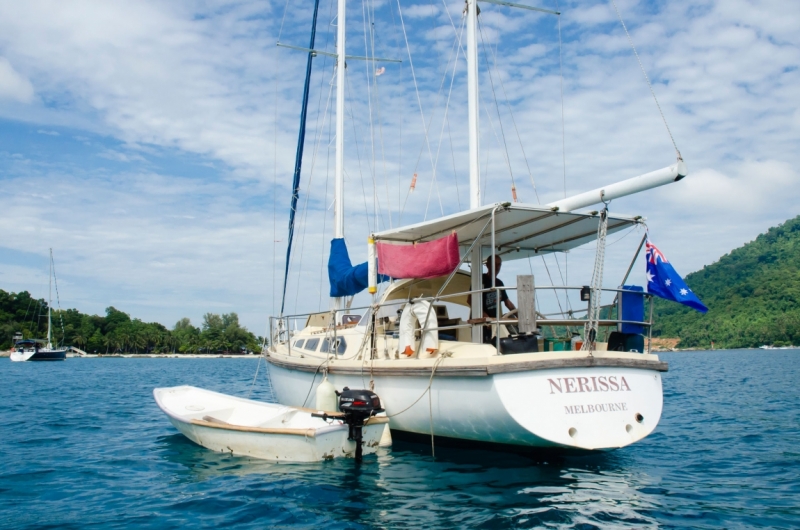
[267,355,664,451]
[10,349,67,362]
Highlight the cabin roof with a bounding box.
[372,202,642,261]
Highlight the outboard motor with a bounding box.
[312,387,384,462]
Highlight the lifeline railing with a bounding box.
[268,283,656,357]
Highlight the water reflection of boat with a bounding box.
[267,0,684,452]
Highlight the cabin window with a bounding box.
[320,338,330,353]
[293,339,305,349]
[335,338,347,354]
[305,338,320,351]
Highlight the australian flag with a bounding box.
[646,239,708,313]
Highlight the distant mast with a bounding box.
[47,248,53,349]
[333,0,346,312]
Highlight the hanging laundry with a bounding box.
[376,233,460,279]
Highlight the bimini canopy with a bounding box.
[372,202,642,262]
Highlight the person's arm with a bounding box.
[505,298,516,312]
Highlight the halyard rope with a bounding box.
[609,0,682,159]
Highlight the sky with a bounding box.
[0,0,798,336]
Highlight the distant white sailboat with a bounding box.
[11,249,68,362]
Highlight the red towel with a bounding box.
[377,233,460,279]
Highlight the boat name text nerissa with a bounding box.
[548,376,632,394]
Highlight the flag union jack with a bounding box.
[646,240,668,265]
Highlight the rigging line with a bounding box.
[609,0,681,159]
[478,19,518,199]
[289,68,335,313]
[361,0,381,231]
[550,253,573,312]
[477,73,511,198]
[429,16,465,211]
[50,252,65,345]
[319,103,335,311]
[395,0,442,223]
[366,0,391,233]
[440,0,467,59]
[423,20,464,221]
[344,74,377,232]
[366,0,394,230]
[277,0,292,42]
[482,17,541,204]
[272,36,279,319]
[539,254,566,316]
[398,0,463,224]
[556,0,566,199]
[282,0,321,316]
[446,115,463,211]
[407,29,458,202]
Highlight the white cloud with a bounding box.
[0,57,34,103]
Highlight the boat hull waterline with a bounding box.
[10,349,67,362]
[267,354,664,451]
[154,385,387,462]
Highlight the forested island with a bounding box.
[653,214,800,349]
[0,292,263,354]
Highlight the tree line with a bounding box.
[0,289,264,354]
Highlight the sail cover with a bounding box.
[328,238,387,297]
[376,233,460,279]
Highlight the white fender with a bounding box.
[398,300,439,358]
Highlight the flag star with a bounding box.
[665,279,672,286]
[679,288,688,296]
[646,271,654,283]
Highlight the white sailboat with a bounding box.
[266,0,687,451]
[11,249,68,362]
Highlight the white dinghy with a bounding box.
[154,386,388,463]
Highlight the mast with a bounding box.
[334,0,346,311]
[466,0,483,342]
[47,248,53,349]
[466,0,480,207]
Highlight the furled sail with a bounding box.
[328,238,388,297]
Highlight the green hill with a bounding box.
[653,214,800,349]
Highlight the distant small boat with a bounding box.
[153,385,388,462]
[11,249,67,362]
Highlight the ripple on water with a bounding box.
[0,352,799,529]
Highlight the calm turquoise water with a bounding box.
[1,351,798,529]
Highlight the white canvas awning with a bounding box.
[372,202,642,262]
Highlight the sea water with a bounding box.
[1,350,798,529]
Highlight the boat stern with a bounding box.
[495,366,664,450]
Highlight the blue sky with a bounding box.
[0,0,798,334]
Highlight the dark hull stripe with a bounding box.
[29,351,67,361]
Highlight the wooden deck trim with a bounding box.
[267,355,668,377]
